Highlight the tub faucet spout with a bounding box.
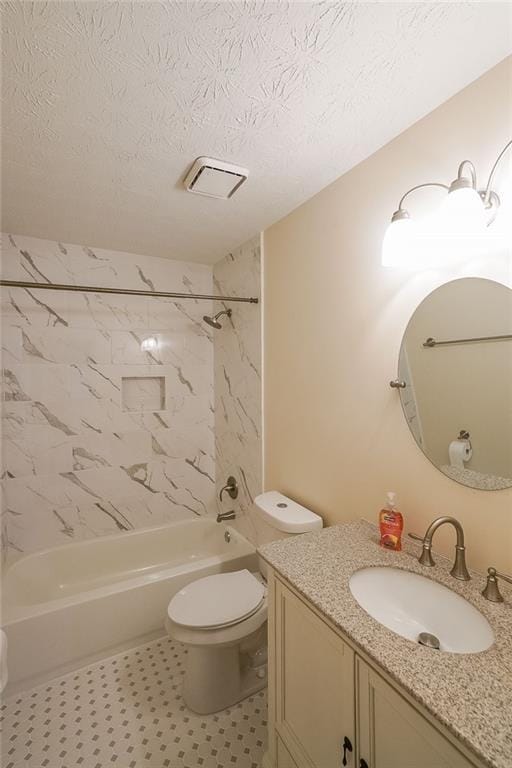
[216,510,236,523]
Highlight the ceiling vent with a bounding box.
[184,157,248,199]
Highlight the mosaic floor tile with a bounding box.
[0,637,267,768]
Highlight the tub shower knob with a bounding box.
[219,476,238,501]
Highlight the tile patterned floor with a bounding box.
[0,637,267,768]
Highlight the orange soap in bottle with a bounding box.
[379,492,403,551]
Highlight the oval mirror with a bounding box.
[397,278,512,490]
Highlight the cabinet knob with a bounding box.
[341,736,353,766]
[360,760,369,768]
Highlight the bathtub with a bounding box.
[2,518,257,693]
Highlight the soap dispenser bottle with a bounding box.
[379,492,403,551]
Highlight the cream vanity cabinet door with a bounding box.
[356,657,477,768]
[276,735,300,768]
[274,578,355,768]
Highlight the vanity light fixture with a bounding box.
[382,139,511,267]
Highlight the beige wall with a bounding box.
[264,57,512,573]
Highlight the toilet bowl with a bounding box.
[166,569,268,714]
[166,491,322,714]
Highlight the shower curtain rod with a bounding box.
[0,280,259,304]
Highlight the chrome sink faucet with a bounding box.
[409,516,471,581]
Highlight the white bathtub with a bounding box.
[1,518,257,693]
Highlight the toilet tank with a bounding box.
[253,491,323,547]
[254,492,323,577]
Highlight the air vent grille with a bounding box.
[184,157,248,199]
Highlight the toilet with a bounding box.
[165,491,323,714]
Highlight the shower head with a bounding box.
[203,315,222,329]
[203,308,232,329]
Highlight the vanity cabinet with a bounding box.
[272,576,355,768]
[267,572,481,768]
[356,657,475,768]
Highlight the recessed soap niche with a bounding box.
[121,376,166,412]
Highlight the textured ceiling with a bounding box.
[2,1,511,264]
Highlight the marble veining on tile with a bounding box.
[259,520,512,768]
[213,237,262,546]
[122,377,166,413]
[1,233,215,564]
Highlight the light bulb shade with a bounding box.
[441,186,486,232]
[417,186,493,267]
[381,217,416,267]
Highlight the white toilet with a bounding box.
[165,491,322,714]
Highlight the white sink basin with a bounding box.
[349,567,494,654]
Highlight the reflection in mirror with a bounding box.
[398,278,512,490]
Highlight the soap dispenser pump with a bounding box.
[379,492,403,551]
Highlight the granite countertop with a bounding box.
[259,520,512,768]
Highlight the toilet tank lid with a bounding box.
[254,491,323,533]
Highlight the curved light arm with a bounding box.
[483,139,512,206]
[456,160,477,188]
[389,139,511,228]
[397,182,449,212]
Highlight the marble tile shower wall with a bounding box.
[0,233,215,564]
[213,236,262,545]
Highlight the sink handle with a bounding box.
[407,532,435,567]
[482,567,512,603]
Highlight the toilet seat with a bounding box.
[166,598,267,649]
[167,569,265,630]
